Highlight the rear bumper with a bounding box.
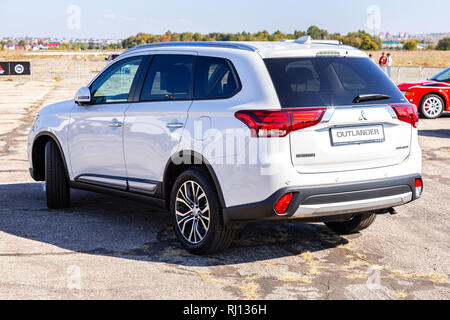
[223,174,422,224]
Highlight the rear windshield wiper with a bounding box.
[353,94,391,103]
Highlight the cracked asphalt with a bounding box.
[0,77,449,300]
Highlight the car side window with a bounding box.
[91,56,143,104]
[141,55,195,101]
[194,56,240,99]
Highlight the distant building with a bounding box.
[382,41,403,49]
[379,31,450,44]
[45,43,60,48]
[417,44,425,50]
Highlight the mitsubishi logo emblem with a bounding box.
[359,110,368,121]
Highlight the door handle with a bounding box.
[109,121,123,128]
[166,123,184,129]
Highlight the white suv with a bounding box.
[28,38,423,254]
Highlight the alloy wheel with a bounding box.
[175,180,211,244]
[423,96,443,118]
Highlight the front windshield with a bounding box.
[430,67,450,82]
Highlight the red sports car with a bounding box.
[398,67,450,119]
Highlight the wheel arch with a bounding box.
[162,150,226,210]
[31,132,70,181]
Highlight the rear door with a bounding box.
[289,106,412,173]
[123,53,196,194]
[264,56,412,173]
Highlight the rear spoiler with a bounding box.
[280,36,342,45]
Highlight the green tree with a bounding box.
[171,33,181,42]
[76,43,87,51]
[193,32,203,41]
[0,40,5,51]
[180,32,193,42]
[342,36,362,48]
[293,30,306,39]
[107,43,122,50]
[437,38,450,50]
[360,35,378,50]
[150,35,161,43]
[307,25,328,39]
[60,42,71,50]
[403,40,417,51]
[372,35,382,48]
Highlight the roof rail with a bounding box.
[123,41,257,54]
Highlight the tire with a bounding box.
[420,94,444,119]
[325,213,376,235]
[170,168,235,255]
[45,141,70,209]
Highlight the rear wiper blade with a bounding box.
[353,94,391,103]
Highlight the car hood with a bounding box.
[397,80,447,90]
[38,99,74,116]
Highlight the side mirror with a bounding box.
[75,87,92,105]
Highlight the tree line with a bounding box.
[122,27,450,51]
[2,26,448,52]
[122,26,383,50]
[401,38,450,51]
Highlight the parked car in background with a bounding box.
[105,53,120,62]
[398,67,450,119]
[28,39,423,254]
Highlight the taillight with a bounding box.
[274,193,294,215]
[235,108,326,138]
[415,178,423,198]
[390,104,419,128]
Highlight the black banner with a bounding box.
[0,62,31,75]
[0,300,441,318]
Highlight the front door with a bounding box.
[68,56,144,190]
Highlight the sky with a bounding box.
[0,0,449,39]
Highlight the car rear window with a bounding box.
[264,57,406,108]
